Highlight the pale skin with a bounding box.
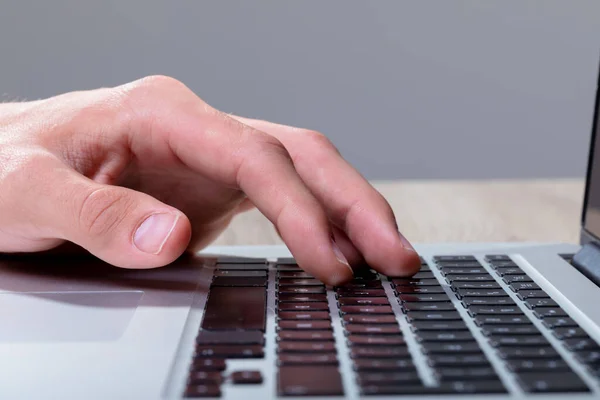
[0,76,420,285]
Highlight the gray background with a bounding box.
[1,1,599,180]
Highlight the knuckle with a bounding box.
[136,75,186,92]
[303,129,337,152]
[234,130,291,186]
[78,187,133,238]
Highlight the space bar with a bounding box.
[201,286,267,331]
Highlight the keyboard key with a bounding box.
[340,305,393,315]
[488,261,518,268]
[191,358,226,371]
[336,289,387,297]
[397,294,451,302]
[435,262,483,268]
[278,366,344,396]
[436,367,497,381]
[434,255,477,262]
[523,298,559,308]
[202,287,266,331]
[211,276,267,287]
[563,338,600,351]
[481,325,540,336]
[417,331,475,342]
[402,302,456,312]
[216,263,268,271]
[185,385,221,398]
[412,271,435,279]
[468,306,522,315]
[445,274,495,282]
[393,286,447,294]
[214,270,267,277]
[506,359,571,372]
[517,290,550,300]
[497,347,559,359]
[412,321,469,331]
[231,370,263,384]
[462,297,516,307]
[489,336,549,347]
[391,278,441,287]
[428,354,490,367]
[421,342,482,354]
[354,359,415,371]
[533,308,568,319]
[337,297,390,306]
[188,371,223,385]
[278,302,329,312]
[509,282,541,292]
[485,255,511,262]
[474,315,530,325]
[218,256,267,264]
[439,267,488,275]
[196,330,264,345]
[359,381,505,395]
[343,315,397,324]
[278,341,336,353]
[345,324,401,335]
[278,311,330,320]
[451,282,501,290]
[575,351,600,364]
[337,281,383,289]
[502,275,533,283]
[516,372,589,393]
[350,346,410,359]
[278,353,338,366]
[277,257,297,265]
[348,335,405,346]
[278,271,313,278]
[405,311,462,321]
[276,265,302,271]
[278,286,326,295]
[278,321,332,330]
[553,327,589,340]
[278,278,324,286]
[495,267,525,276]
[456,289,507,298]
[356,371,420,386]
[278,294,327,303]
[278,330,333,341]
[195,345,264,359]
[542,317,578,329]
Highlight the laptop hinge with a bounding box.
[572,242,600,288]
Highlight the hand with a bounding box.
[0,76,420,285]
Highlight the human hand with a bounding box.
[0,76,420,285]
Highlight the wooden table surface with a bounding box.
[212,179,585,246]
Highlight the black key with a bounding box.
[185,385,221,398]
[216,263,268,271]
[452,282,501,290]
[231,370,263,384]
[564,338,600,352]
[523,298,559,308]
[439,267,488,275]
[488,261,518,268]
[575,351,600,364]
[354,359,415,371]
[359,381,505,395]
[348,335,405,346]
[509,282,541,292]
[278,286,326,295]
[196,330,264,345]
[191,358,226,371]
[391,278,440,287]
[402,302,456,312]
[542,317,578,329]
[195,345,264,359]
[475,315,530,325]
[278,311,330,320]
[411,321,469,331]
[211,276,267,287]
[278,302,329,312]
[435,262,483,268]
[278,294,327,303]
[495,267,525,276]
[336,281,383,289]
[345,324,401,335]
[278,366,344,396]
[506,359,571,372]
[418,331,475,342]
[214,270,267,277]
[421,342,482,354]
[187,371,223,385]
[485,255,511,262]
[462,297,516,307]
[276,265,302,271]
[337,297,390,306]
[278,320,332,330]
[336,289,387,297]
[217,256,267,264]
[517,290,550,300]
[481,325,540,336]
[278,271,313,278]
[357,372,421,386]
[278,278,324,286]
[409,271,434,279]
[278,353,338,366]
[468,305,522,315]
[516,372,589,393]
[456,289,508,298]
[502,275,533,283]
[340,305,393,315]
[278,341,336,353]
[445,274,495,282]
[553,327,589,340]
[434,255,477,262]
[533,308,568,319]
[497,347,559,359]
[393,286,446,294]
[278,330,334,341]
[436,367,497,381]
[350,346,410,359]
[489,336,549,347]
[277,257,297,265]
[405,311,462,321]
[397,293,451,302]
[201,287,266,331]
[343,315,397,324]
[428,354,489,367]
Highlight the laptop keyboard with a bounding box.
[183,254,600,397]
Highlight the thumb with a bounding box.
[48,167,192,269]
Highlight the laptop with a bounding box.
[1,74,600,400]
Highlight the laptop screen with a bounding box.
[582,64,600,240]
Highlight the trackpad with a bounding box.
[0,291,142,342]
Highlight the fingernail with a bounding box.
[331,238,353,276]
[134,213,179,254]
[398,231,417,253]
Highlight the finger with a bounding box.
[27,157,192,269]
[331,225,365,267]
[230,116,420,277]
[121,77,353,284]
